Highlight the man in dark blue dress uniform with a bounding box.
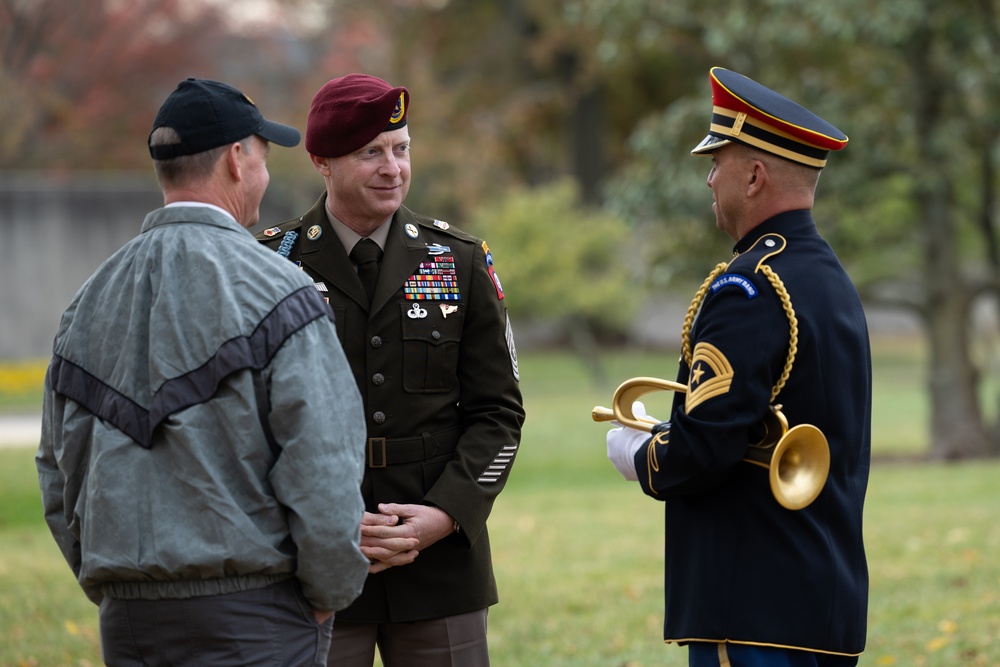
[606,67,871,667]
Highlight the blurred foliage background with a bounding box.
[4,0,1000,459]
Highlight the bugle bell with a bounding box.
[592,377,830,510]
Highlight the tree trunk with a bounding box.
[916,153,993,459]
[919,181,992,459]
[922,286,991,460]
[911,27,995,460]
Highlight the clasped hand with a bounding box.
[360,503,455,574]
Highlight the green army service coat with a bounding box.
[257,194,525,623]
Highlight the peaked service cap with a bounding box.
[306,74,409,158]
[148,78,300,160]
[691,67,847,168]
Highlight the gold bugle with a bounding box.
[590,377,687,431]
[592,376,830,510]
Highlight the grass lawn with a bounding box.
[2,342,999,665]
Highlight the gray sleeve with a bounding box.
[264,315,370,611]
[36,378,103,604]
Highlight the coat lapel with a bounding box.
[297,197,430,314]
[370,208,430,313]
[297,195,368,309]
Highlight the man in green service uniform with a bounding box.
[256,73,525,667]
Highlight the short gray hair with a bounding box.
[150,127,252,186]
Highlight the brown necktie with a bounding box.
[350,238,383,303]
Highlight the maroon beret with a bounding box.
[306,74,409,158]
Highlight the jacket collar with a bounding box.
[296,193,431,313]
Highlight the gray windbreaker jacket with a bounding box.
[36,205,369,611]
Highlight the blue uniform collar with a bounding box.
[733,209,815,256]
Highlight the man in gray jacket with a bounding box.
[36,78,370,666]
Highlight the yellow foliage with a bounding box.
[0,360,47,396]
[925,636,950,651]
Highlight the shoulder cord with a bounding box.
[680,262,798,404]
[276,230,299,259]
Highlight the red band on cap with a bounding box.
[709,71,846,152]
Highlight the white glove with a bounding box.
[606,401,655,482]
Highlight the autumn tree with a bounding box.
[0,0,319,177]
[0,0,226,169]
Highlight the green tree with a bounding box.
[472,179,642,382]
[600,0,1000,459]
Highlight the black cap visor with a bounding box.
[691,133,732,155]
[256,119,301,148]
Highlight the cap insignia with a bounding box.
[731,112,747,137]
[390,92,405,125]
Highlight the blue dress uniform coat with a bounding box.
[635,210,871,656]
[257,194,525,623]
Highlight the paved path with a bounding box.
[0,414,41,448]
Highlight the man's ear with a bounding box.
[310,154,330,176]
[226,142,243,181]
[746,158,767,198]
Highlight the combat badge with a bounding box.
[426,243,451,255]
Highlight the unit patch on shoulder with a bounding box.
[505,311,519,382]
[482,241,505,300]
[685,342,734,414]
[710,273,758,299]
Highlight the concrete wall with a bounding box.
[1,172,924,361]
[0,172,296,359]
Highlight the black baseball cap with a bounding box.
[148,78,301,160]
